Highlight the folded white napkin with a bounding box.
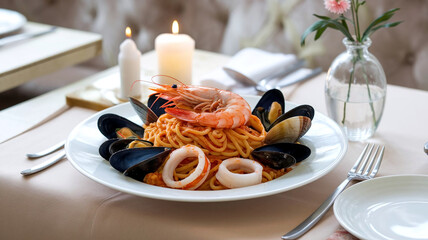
[196,48,298,95]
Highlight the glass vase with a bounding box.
[325,38,386,141]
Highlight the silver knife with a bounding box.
[21,150,66,176]
[223,59,306,86]
[0,26,57,48]
[256,67,322,93]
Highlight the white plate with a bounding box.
[0,9,26,35]
[66,96,347,202]
[334,175,428,240]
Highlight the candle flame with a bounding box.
[125,27,132,38]
[172,20,179,34]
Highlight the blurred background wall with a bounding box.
[0,0,427,108]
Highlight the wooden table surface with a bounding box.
[0,22,102,93]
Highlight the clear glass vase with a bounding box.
[325,38,386,141]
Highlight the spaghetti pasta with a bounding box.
[142,113,290,190]
[143,114,266,158]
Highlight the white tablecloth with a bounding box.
[1,72,428,240]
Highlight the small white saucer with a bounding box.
[334,175,428,240]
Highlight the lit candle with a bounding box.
[118,27,141,99]
[155,20,195,85]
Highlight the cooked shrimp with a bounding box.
[150,84,251,129]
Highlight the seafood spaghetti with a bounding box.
[139,84,297,190]
[98,83,312,191]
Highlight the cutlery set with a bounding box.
[223,59,322,93]
[21,141,65,176]
[21,151,66,176]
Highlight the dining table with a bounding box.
[1,50,427,240]
[0,21,102,93]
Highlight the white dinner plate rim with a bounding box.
[0,9,27,35]
[66,97,347,202]
[334,174,428,240]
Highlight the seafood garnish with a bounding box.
[98,113,145,139]
[215,158,263,188]
[109,147,171,180]
[252,89,285,130]
[162,145,211,190]
[150,84,251,129]
[99,139,153,161]
[264,116,311,144]
[251,143,311,169]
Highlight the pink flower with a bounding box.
[324,0,351,14]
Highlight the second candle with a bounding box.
[155,20,195,85]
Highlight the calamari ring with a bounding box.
[162,145,210,190]
[215,158,263,188]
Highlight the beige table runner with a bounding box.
[1,75,428,240]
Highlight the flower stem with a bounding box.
[354,0,361,41]
[341,57,356,125]
[350,0,358,40]
[341,47,377,127]
[361,61,377,124]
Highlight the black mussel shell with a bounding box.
[148,93,170,117]
[267,105,314,131]
[252,107,270,131]
[251,151,296,169]
[98,113,145,139]
[251,143,311,169]
[109,139,153,154]
[252,89,285,130]
[253,89,285,113]
[99,139,119,160]
[109,147,171,180]
[99,139,154,161]
[129,97,158,125]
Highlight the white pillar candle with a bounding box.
[118,27,141,99]
[155,20,195,85]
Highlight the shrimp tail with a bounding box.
[165,108,198,123]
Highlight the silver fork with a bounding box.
[282,143,385,239]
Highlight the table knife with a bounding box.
[256,67,322,93]
[223,59,306,86]
[0,27,57,48]
[21,151,66,176]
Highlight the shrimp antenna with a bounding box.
[150,75,187,86]
[129,79,151,92]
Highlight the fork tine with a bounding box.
[350,143,370,173]
[363,144,380,175]
[356,143,375,174]
[369,145,385,178]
